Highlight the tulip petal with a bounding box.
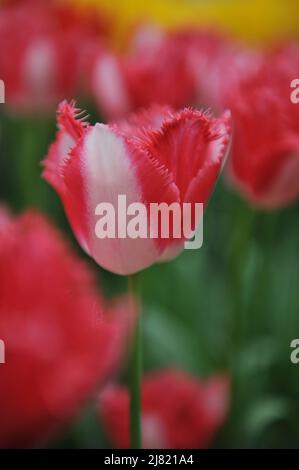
[133,108,231,241]
[92,53,131,120]
[43,101,89,194]
[184,110,231,208]
[138,108,230,201]
[43,130,75,195]
[64,124,171,274]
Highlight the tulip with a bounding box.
[99,370,229,449]
[0,208,130,448]
[43,101,231,448]
[43,101,231,275]
[0,0,105,113]
[227,44,299,208]
[91,28,196,120]
[185,32,262,112]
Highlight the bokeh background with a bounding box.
[1,0,299,449]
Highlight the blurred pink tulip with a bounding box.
[0,0,106,113]
[0,207,131,448]
[90,27,196,120]
[99,370,230,449]
[227,44,299,208]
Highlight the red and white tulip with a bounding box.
[43,101,231,275]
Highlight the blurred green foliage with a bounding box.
[1,107,299,449]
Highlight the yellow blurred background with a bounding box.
[71,0,299,45]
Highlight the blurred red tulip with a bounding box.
[227,44,299,208]
[43,101,231,275]
[99,370,229,449]
[184,31,262,112]
[0,208,130,448]
[90,28,265,120]
[91,27,196,120]
[0,0,107,113]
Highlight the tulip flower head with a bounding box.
[0,0,106,113]
[0,208,129,448]
[99,370,230,449]
[43,101,231,275]
[91,28,196,120]
[227,45,299,208]
[185,32,263,112]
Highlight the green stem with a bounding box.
[229,202,257,353]
[128,274,142,449]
